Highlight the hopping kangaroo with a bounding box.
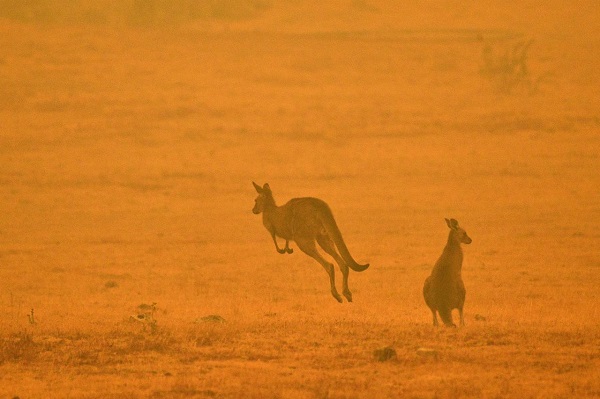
[423,218,472,327]
[252,182,369,302]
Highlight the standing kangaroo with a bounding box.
[252,182,369,303]
[423,218,472,327]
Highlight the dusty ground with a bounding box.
[1,1,600,398]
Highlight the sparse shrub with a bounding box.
[188,322,238,350]
[130,303,158,332]
[474,314,487,322]
[416,347,439,360]
[150,382,216,398]
[104,280,118,289]
[27,309,35,325]
[0,332,38,364]
[351,0,379,12]
[373,346,396,362]
[195,314,226,324]
[71,349,100,366]
[191,327,221,347]
[480,38,542,94]
[112,329,178,355]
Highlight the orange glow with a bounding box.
[1,1,599,397]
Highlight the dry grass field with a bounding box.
[1,1,600,398]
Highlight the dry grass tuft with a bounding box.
[373,346,397,362]
[480,38,548,94]
[0,331,37,364]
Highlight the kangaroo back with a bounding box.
[318,205,369,272]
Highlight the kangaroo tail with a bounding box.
[320,206,369,272]
[438,307,455,327]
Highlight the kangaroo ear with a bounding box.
[253,182,263,193]
[263,183,271,193]
[445,218,459,229]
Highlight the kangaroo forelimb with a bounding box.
[284,241,293,254]
[272,234,287,254]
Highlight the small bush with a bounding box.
[104,280,118,289]
[373,346,397,362]
[480,39,540,94]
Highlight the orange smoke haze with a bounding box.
[1,1,599,397]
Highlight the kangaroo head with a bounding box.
[252,182,274,214]
[445,218,472,245]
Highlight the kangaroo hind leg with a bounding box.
[317,234,352,302]
[296,237,342,303]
